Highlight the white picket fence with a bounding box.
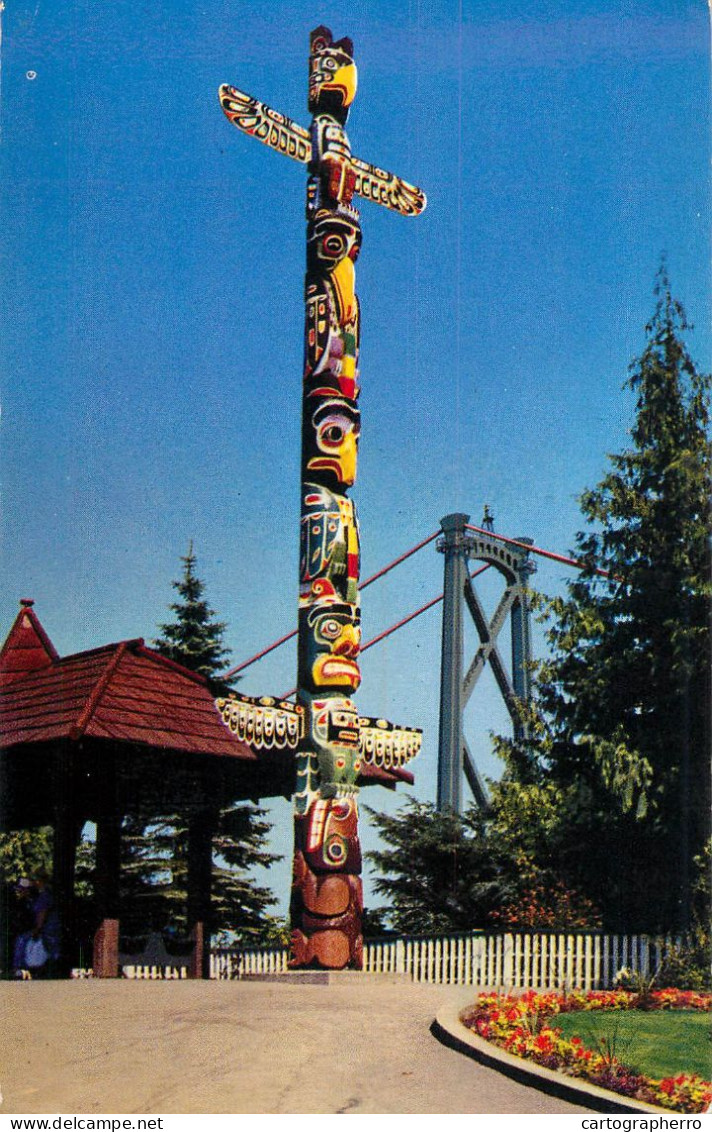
[120,964,190,979]
[208,931,680,989]
[211,945,288,981]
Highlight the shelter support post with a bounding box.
[93,759,122,977]
[187,806,216,979]
[52,748,80,976]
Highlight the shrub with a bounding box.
[657,929,712,992]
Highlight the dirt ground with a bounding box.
[0,977,591,1115]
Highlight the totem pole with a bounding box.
[217,27,425,969]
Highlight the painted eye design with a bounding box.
[324,836,347,865]
[324,57,338,71]
[323,234,344,256]
[317,413,358,449]
[320,618,342,640]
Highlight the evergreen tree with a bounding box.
[120,545,281,941]
[153,541,233,681]
[365,800,503,934]
[210,805,280,943]
[119,808,280,943]
[365,794,601,934]
[510,268,711,930]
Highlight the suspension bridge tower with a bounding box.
[436,512,536,813]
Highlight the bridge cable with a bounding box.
[226,525,613,682]
[278,564,491,700]
[223,529,441,678]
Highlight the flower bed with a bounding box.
[461,989,712,1113]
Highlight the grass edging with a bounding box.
[432,1002,674,1115]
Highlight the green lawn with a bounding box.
[555,1010,712,1081]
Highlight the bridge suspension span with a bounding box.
[227,513,610,814]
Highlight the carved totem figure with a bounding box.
[219,26,425,969]
[293,28,364,968]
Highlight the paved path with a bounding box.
[1,980,591,1114]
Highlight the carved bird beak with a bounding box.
[331,63,358,108]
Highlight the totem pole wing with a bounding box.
[219,84,312,164]
[350,156,427,217]
[216,693,304,751]
[359,717,423,769]
[220,85,426,217]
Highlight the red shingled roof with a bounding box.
[0,603,414,787]
[0,603,255,760]
[0,600,59,681]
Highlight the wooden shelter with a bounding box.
[0,600,413,977]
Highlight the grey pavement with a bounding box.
[0,978,592,1114]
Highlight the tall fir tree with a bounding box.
[365,800,503,934]
[120,544,281,941]
[153,541,233,681]
[516,267,711,930]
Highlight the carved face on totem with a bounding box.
[304,293,359,399]
[309,27,357,121]
[305,209,361,392]
[300,588,361,694]
[304,397,360,489]
[309,696,361,795]
[309,211,360,329]
[309,210,361,273]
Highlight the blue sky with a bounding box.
[2,0,710,915]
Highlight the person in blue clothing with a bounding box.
[12,874,61,978]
